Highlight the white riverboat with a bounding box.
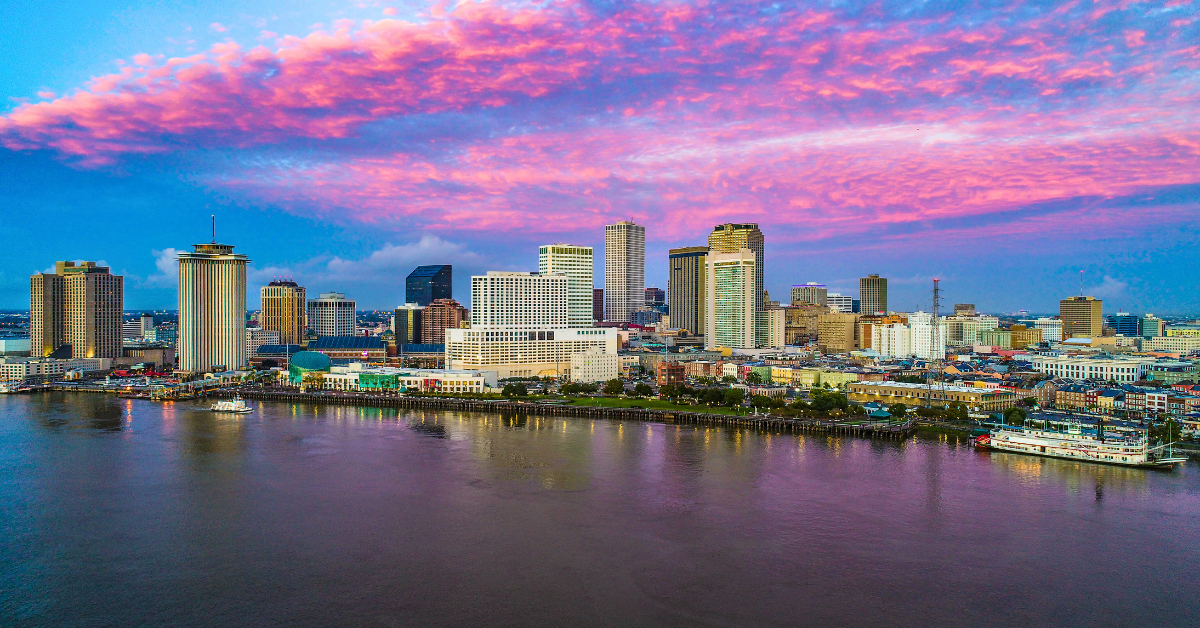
[975,420,1186,468]
[210,397,253,414]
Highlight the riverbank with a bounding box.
[214,388,920,440]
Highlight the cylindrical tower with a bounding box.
[178,243,249,373]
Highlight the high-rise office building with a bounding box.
[1107,312,1141,337]
[406,265,452,306]
[859,274,888,315]
[605,221,645,322]
[827,293,854,313]
[307,292,356,337]
[592,289,604,322]
[245,328,281,358]
[260,280,306,345]
[121,314,154,340]
[668,246,708,335]
[421,298,469,345]
[538,244,594,328]
[178,243,249,372]
[1060,296,1103,339]
[30,261,123,358]
[791,283,827,307]
[393,303,425,345]
[1141,314,1164,338]
[708,223,765,311]
[705,250,756,349]
[644,287,666,308]
[471,271,568,329]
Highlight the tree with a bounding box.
[888,403,908,418]
[502,382,528,398]
[1150,419,1182,444]
[701,388,725,406]
[634,383,653,397]
[603,379,625,396]
[751,394,772,409]
[722,375,736,383]
[1020,396,1038,407]
[1004,407,1027,425]
[746,372,763,385]
[768,397,786,409]
[658,383,677,399]
[723,388,745,407]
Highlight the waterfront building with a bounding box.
[592,289,604,322]
[538,244,594,329]
[421,298,469,345]
[668,246,708,335]
[30,261,123,359]
[656,361,686,386]
[846,381,1016,411]
[790,283,827,307]
[1107,312,1142,337]
[393,303,424,344]
[817,313,860,354]
[260,280,306,345]
[705,250,756,350]
[570,350,619,383]
[605,221,646,322]
[859,274,888,315]
[1028,354,1154,382]
[405,265,452,307]
[178,243,249,373]
[291,362,497,393]
[708,223,765,311]
[827,293,854,313]
[444,327,617,378]
[307,292,356,337]
[307,336,387,362]
[471,271,567,329]
[1060,295,1103,339]
[0,356,113,381]
[245,328,281,358]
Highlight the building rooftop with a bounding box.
[407,265,451,278]
[308,336,384,350]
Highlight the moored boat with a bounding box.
[975,420,1186,468]
[210,397,253,413]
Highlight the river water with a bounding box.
[1,393,1198,627]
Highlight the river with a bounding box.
[1,392,1198,627]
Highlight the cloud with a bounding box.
[143,248,181,288]
[209,23,228,33]
[1086,275,1129,299]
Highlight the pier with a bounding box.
[214,389,919,440]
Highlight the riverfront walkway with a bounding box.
[215,389,920,440]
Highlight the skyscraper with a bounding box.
[592,288,604,322]
[406,265,452,306]
[307,292,356,337]
[260,280,306,345]
[471,272,568,329]
[30,261,123,358]
[708,223,765,311]
[605,221,645,322]
[790,282,827,307]
[705,250,756,349]
[1060,296,1103,339]
[393,303,424,345]
[827,293,854,313]
[178,243,249,372]
[538,244,594,328]
[859,274,888,315]
[644,287,666,308]
[421,298,469,345]
[668,246,708,335]
[1107,312,1141,337]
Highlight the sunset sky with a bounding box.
[2,0,1198,313]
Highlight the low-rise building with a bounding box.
[308,336,388,363]
[656,361,686,386]
[846,381,1016,411]
[1028,355,1153,383]
[446,327,616,379]
[0,357,112,381]
[570,351,618,383]
[297,363,497,393]
[1143,336,1200,354]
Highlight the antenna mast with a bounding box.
[211,215,216,244]
[928,278,944,408]
[1079,270,1084,297]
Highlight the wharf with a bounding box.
[215,389,918,440]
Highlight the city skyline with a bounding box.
[2,1,1198,314]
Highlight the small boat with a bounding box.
[975,418,1187,468]
[210,397,253,413]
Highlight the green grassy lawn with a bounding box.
[561,396,749,415]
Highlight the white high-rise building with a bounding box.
[471,272,568,329]
[1020,316,1063,343]
[872,323,911,359]
[909,312,948,360]
[604,221,645,322]
[307,292,356,337]
[538,244,594,328]
[178,243,249,372]
[827,293,854,313]
[705,250,756,350]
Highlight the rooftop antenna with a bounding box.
[211,215,216,244]
[1079,269,1084,297]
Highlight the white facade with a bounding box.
[570,350,619,383]
[539,244,594,328]
[445,327,617,378]
[245,328,282,357]
[909,312,948,360]
[1029,355,1154,382]
[1021,317,1063,343]
[307,292,356,337]
[0,357,112,381]
[827,293,854,313]
[604,221,645,322]
[872,323,911,359]
[705,250,756,350]
[947,315,1000,346]
[178,243,249,373]
[312,364,498,393]
[470,272,568,330]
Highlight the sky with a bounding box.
[1,0,1198,315]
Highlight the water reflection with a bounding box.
[23,393,124,432]
[177,409,247,456]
